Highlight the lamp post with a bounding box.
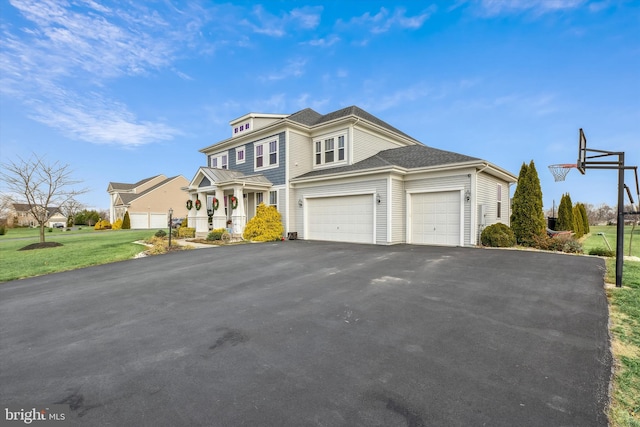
[168,208,173,249]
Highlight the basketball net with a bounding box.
[548,164,576,182]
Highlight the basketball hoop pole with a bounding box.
[616,153,625,288]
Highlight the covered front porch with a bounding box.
[184,168,272,238]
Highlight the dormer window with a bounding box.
[232,121,251,137]
[314,132,347,167]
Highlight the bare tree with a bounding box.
[60,198,85,227]
[0,154,87,243]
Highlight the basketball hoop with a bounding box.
[548,164,576,182]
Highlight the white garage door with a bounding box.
[150,213,168,229]
[411,191,461,246]
[129,213,148,229]
[307,194,374,244]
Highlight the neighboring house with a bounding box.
[108,175,190,229]
[185,105,517,245]
[7,203,67,228]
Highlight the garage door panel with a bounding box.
[307,195,374,244]
[411,191,461,246]
[129,213,147,229]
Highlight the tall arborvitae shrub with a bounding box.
[578,203,590,234]
[556,193,574,232]
[510,160,546,246]
[122,211,131,229]
[572,205,585,238]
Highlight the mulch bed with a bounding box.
[19,242,63,251]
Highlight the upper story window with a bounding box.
[236,146,245,164]
[269,190,277,206]
[233,121,251,137]
[254,138,279,170]
[209,152,228,169]
[314,132,347,167]
[497,184,502,219]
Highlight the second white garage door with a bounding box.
[410,191,461,246]
[306,194,374,244]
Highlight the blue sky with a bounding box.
[1,0,638,213]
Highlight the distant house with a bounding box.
[185,105,518,245]
[7,203,67,228]
[107,175,189,229]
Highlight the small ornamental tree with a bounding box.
[556,193,574,232]
[510,160,546,246]
[243,203,284,242]
[122,211,131,229]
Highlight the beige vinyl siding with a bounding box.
[391,177,405,244]
[128,177,190,221]
[405,172,472,245]
[288,130,314,179]
[352,128,408,163]
[293,176,388,243]
[252,117,282,131]
[476,172,511,242]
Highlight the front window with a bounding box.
[256,145,263,168]
[254,138,278,170]
[256,192,264,205]
[313,132,347,167]
[497,184,502,219]
[269,190,277,206]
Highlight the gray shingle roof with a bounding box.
[108,175,161,191]
[294,145,481,179]
[115,176,180,205]
[287,106,419,142]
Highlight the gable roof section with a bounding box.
[293,145,482,179]
[107,175,162,192]
[188,167,272,189]
[112,176,184,206]
[11,203,62,217]
[287,106,419,142]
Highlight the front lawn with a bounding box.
[583,225,640,426]
[0,229,155,282]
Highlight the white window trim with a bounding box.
[236,146,246,165]
[254,137,279,171]
[313,130,348,169]
[209,151,229,169]
[269,190,278,207]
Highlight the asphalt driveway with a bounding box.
[0,242,611,426]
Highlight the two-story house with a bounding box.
[184,106,517,245]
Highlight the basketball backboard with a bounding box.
[577,128,586,174]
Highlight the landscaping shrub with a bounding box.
[177,227,195,238]
[243,203,284,242]
[480,223,516,247]
[530,234,583,254]
[122,212,131,229]
[589,247,615,257]
[207,228,225,241]
[94,219,111,230]
[112,218,123,230]
[155,229,167,238]
[0,226,6,235]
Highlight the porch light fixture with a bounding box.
[465,190,471,203]
[376,194,381,204]
[298,199,303,207]
[168,208,173,248]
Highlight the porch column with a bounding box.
[231,186,246,234]
[195,192,209,237]
[212,189,226,230]
[187,193,197,229]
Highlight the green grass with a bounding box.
[0,228,156,282]
[583,225,640,426]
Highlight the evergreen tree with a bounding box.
[578,203,590,234]
[572,205,584,238]
[122,211,131,229]
[556,193,574,231]
[510,160,546,245]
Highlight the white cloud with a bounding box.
[1,0,206,146]
[474,0,586,16]
[306,35,341,47]
[244,5,322,37]
[260,59,307,81]
[343,6,436,34]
